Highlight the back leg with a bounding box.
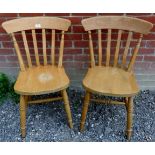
[20,95,27,138]
[62,89,73,128]
[126,96,134,140]
[80,91,90,132]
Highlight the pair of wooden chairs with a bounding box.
[2,16,153,140]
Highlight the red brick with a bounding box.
[2,42,14,48]
[151,25,155,32]
[144,56,155,62]
[126,55,143,61]
[0,49,14,55]
[0,34,10,41]
[72,26,85,33]
[64,49,82,54]
[0,26,6,33]
[6,56,18,61]
[63,55,73,61]
[19,13,44,17]
[0,62,18,67]
[66,17,82,25]
[134,62,151,70]
[146,41,155,48]
[126,13,151,16]
[98,13,124,16]
[150,63,155,70]
[0,56,6,62]
[74,55,90,61]
[139,48,154,55]
[0,13,17,17]
[74,41,89,48]
[0,18,6,25]
[143,33,155,40]
[65,34,82,40]
[44,13,70,16]
[72,13,97,16]
[138,16,155,24]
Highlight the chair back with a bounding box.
[2,17,71,71]
[82,16,153,71]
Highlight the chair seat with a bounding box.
[14,65,70,95]
[83,66,139,97]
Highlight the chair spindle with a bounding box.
[32,29,40,66]
[88,30,95,67]
[22,31,32,68]
[51,29,55,65]
[11,33,25,71]
[106,29,111,66]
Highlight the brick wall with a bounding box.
[0,13,155,90]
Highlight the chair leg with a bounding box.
[126,97,134,140]
[62,89,73,128]
[125,97,129,111]
[80,91,90,132]
[19,95,27,138]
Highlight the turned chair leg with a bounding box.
[126,97,134,140]
[80,91,90,132]
[20,95,27,138]
[62,89,73,128]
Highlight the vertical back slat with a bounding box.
[106,29,111,66]
[88,31,95,67]
[128,34,143,71]
[98,29,102,66]
[42,29,47,65]
[58,31,65,67]
[51,29,55,65]
[11,33,25,71]
[21,31,32,67]
[114,30,122,67]
[32,29,40,66]
[122,31,133,67]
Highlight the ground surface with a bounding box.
[0,89,155,142]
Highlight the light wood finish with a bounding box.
[98,29,102,66]
[58,31,65,67]
[11,33,25,71]
[20,95,27,138]
[61,89,73,128]
[80,91,90,131]
[126,97,134,140]
[32,29,40,66]
[114,30,122,67]
[122,31,133,67]
[88,31,95,67]
[2,17,71,33]
[81,16,153,139]
[2,17,72,138]
[82,16,153,34]
[83,66,139,97]
[128,34,143,72]
[90,98,125,105]
[22,31,32,67]
[51,29,55,65]
[14,65,70,95]
[28,97,63,104]
[42,29,47,65]
[106,29,111,66]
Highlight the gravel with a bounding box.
[0,88,155,142]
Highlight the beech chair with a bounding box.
[2,17,73,138]
[80,16,153,140]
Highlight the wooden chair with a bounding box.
[2,17,73,138]
[80,16,153,140]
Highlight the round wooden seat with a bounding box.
[83,66,139,97]
[14,65,70,95]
